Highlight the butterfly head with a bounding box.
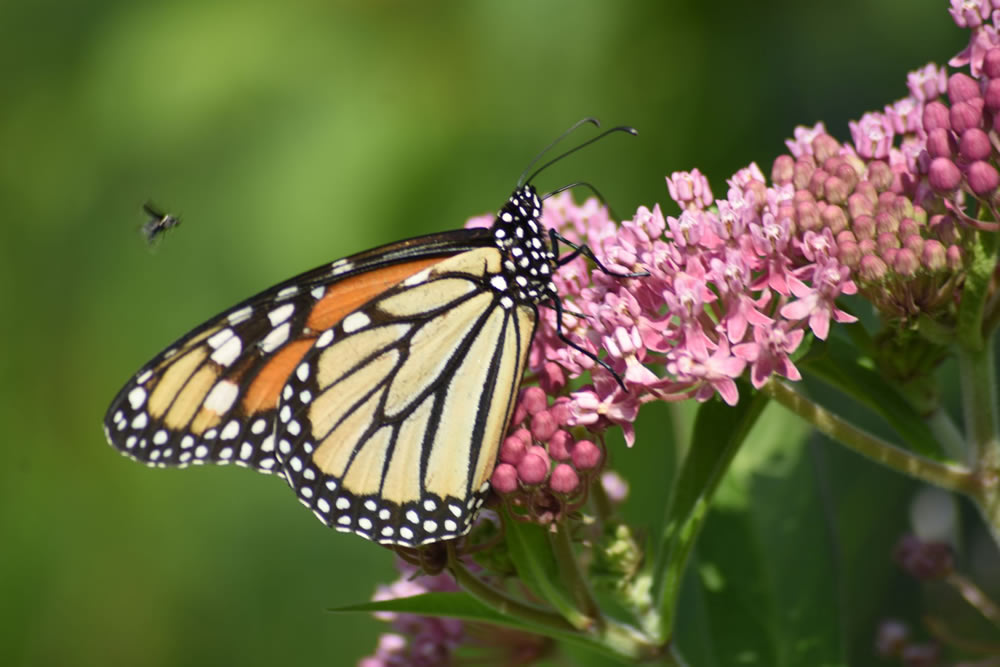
[491,184,557,304]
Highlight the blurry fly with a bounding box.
[141,202,181,247]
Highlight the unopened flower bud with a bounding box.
[548,430,573,461]
[947,72,981,104]
[793,158,815,190]
[517,449,550,485]
[876,212,898,236]
[491,463,519,493]
[984,47,1000,78]
[500,435,527,464]
[838,240,861,268]
[808,169,829,198]
[950,99,984,133]
[539,361,566,393]
[823,176,849,204]
[848,192,875,220]
[521,386,548,415]
[771,154,794,184]
[859,254,888,281]
[877,232,900,252]
[893,247,919,277]
[985,78,1000,111]
[865,161,893,192]
[571,440,602,470]
[922,101,951,131]
[925,127,956,158]
[530,410,558,441]
[852,214,875,240]
[821,203,848,234]
[882,248,898,267]
[947,244,963,270]
[858,238,877,256]
[898,217,920,239]
[928,157,962,192]
[796,200,821,231]
[922,240,946,271]
[902,233,924,256]
[549,464,580,494]
[813,134,840,161]
[966,160,999,195]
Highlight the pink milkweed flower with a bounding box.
[666,168,714,210]
[781,260,858,340]
[733,321,805,389]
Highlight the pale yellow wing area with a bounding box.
[274,247,537,546]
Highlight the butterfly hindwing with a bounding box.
[103,229,494,477]
[274,247,537,545]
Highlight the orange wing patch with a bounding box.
[243,256,450,415]
[306,257,442,331]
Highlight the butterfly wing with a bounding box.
[103,228,494,477]
[275,246,537,545]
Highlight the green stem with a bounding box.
[925,407,967,462]
[762,379,980,497]
[958,344,1000,471]
[549,520,603,628]
[447,547,578,635]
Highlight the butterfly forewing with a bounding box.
[103,229,493,477]
[275,247,536,545]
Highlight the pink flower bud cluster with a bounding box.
[489,386,604,521]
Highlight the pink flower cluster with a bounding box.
[360,560,464,667]
[462,9,1000,489]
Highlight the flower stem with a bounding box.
[447,545,578,635]
[958,343,1000,470]
[762,379,980,497]
[549,520,603,628]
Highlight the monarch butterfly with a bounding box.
[103,120,639,547]
[141,202,181,246]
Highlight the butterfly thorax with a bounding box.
[490,185,558,305]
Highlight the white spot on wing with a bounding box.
[315,329,334,348]
[227,306,253,325]
[210,335,242,366]
[277,286,299,300]
[204,380,239,414]
[219,420,241,440]
[260,322,290,353]
[268,303,295,327]
[342,312,370,333]
[403,267,431,286]
[207,328,234,349]
[127,387,147,410]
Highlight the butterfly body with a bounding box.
[105,186,555,545]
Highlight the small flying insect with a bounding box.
[141,202,181,247]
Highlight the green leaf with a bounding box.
[674,410,915,666]
[333,592,650,661]
[502,510,592,630]
[801,336,943,459]
[652,387,769,641]
[332,591,527,627]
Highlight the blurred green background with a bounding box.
[1,2,976,666]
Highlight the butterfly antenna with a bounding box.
[523,125,637,187]
[517,117,601,187]
[543,181,623,221]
